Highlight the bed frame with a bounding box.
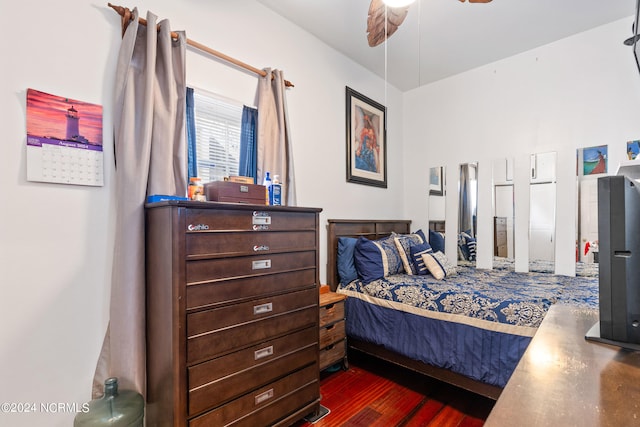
[326,219,502,400]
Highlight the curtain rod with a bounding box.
[107,3,294,88]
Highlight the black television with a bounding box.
[585,174,640,350]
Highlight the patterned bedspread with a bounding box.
[338,265,598,336]
[491,257,599,277]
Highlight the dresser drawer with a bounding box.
[319,339,346,371]
[186,230,316,258]
[187,288,318,337]
[189,364,319,427]
[186,251,316,284]
[188,328,317,415]
[186,209,317,232]
[319,299,345,327]
[186,269,316,311]
[188,306,318,364]
[319,320,345,349]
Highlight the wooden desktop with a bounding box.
[485,304,640,427]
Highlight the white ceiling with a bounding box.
[258,0,636,92]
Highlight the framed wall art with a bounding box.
[345,86,387,188]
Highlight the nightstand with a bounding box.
[318,291,348,371]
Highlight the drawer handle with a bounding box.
[255,389,274,405]
[254,302,273,315]
[326,324,335,331]
[325,303,335,310]
[254,345,274,360]
[252,214,272,225]
[325,344,335,351]
[252,259,271,270]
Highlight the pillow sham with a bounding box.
[457,231,477,261]
[354,235,403,283]
[422,251,457,280]
[428,229,445,253]
[337,237,358,284]
[410,242,433,275]
[393,233,425,275]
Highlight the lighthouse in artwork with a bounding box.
[66,105,79,140]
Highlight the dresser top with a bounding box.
[146,200,322,213]
[485,304,640,427]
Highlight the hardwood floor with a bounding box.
[295,351,495,427]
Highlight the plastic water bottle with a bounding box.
[272,175,282,206]
[263,172,272,205]
[73,378,144,426]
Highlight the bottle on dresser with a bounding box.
[271,175,282,206]
[263,172,272,205]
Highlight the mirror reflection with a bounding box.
[458,162,478,267]
[529,152,556,273]
[428,166,446,254]
[575,146,604,278]
[492,158,515,270]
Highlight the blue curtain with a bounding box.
[186,87,198,180]
[239,105,258,183]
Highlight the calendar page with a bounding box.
[26,88,104,187]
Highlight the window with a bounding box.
[191,88,243,183]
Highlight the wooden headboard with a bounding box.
[429,220,445,232]
[326,219,411,291]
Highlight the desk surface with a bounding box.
[485,304,640,427]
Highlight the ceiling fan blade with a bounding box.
[367,0,410,47]
[459,0,494,3]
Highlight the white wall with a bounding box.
[0,1,403,425]
[403,17,640,275]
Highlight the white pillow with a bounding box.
[422,251,457,280]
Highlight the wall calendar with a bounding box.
[26,88,104,186]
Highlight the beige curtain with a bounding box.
[93,8,186,397]
[257,69,297,206]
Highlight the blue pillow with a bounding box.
[337,237,358,284]
[354,235,403,283]
[413,229,427,245]
[428,229,445,253]
[410,242,433,275]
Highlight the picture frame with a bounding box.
[429,166,444,196]
[346,86,387,188]
[582,145,608,176]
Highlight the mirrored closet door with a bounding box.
[575,146,606,278]
[458,162,478,266]
[428,166,446,254]
[492,158,515,269]
[529,152,556,273]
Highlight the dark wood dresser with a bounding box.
[145,201,322,427]
[485,304,640,427]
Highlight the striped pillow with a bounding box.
[410,243,433,275]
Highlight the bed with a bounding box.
[327,219,598,400]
